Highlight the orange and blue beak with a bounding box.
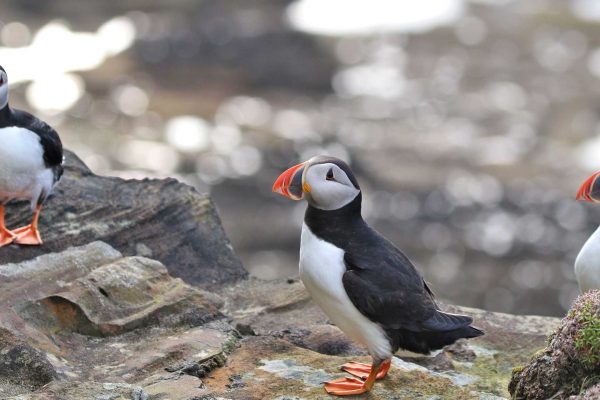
[272,162,308,200]
[577,171,600,203]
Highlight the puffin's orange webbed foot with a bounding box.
[0,227,16,247]
[324,377,371,396]
[324,360,385,396]
[13,204,43,246]
[13,225,42,245]
[0,204,16,247]
[341,359,391,380]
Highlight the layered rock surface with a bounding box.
[1,151,246,289]
[0,157,565,399]
[1,241,561,399]
[0,242,238,399]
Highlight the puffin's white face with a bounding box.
[273,156,361,211]
[0,69,7,109]
[303,162,360,210]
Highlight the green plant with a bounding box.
[575,302,600,366]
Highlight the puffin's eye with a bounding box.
[326,168,335,181]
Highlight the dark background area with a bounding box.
[2,0,600,316]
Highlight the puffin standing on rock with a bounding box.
[0,65,63,247]
[575,171,600,292]
[273,155,483,396]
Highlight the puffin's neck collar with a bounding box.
[0,103,10,120]
[304,193,364,236]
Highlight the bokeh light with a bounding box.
[2,1,599,317]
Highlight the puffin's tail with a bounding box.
[389,310,484,354]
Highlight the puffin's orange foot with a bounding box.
[13,225,42,245]
[341,360,390,380]
[324,377,371,396]
[0,228,16,247]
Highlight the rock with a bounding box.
[17,256,222,337]
[0,242,239,399]
[210,277,561,399]
[0,150,246,289]
[0,328,56,397]
[15,381,149,400]
[0,242,566,399]
[571,383,600,399]
[206,336,486,399]
[509,290,600,400]
[222,277,367,357]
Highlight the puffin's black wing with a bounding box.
[342,231,472,332]
[12,109,63,168]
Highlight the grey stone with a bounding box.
[0,150,246,289]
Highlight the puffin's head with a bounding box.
[272,155,360,210]
[0,65,7,109]
[577,171,600,203]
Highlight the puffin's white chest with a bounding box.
[0,126,53,204]
[299,223,392,360]
[575,226,600,292]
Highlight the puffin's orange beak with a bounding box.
[272,162,306,200]
[577,171,600,203]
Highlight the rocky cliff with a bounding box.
[0,154,575,399]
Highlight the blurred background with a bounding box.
[2,0,600,317]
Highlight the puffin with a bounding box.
[0,65,63,247]
[272,155,483,396]
[575,171,600,292]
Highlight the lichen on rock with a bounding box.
[509,290,600,400]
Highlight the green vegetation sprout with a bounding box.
[575,302,600,366]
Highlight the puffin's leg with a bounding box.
[324,359,383,396]
[13,204,43,245]
[0,205,16,247]
[340,358,391,380]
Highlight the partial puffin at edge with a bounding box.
[273,155,483,396]
[575,171,600,292]
[0,65,64,246]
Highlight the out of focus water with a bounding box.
[3,0,600,316]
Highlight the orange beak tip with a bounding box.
[272,162,306,200]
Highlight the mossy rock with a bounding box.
[509,290,600,400]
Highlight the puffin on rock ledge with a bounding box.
[273,155,483,396]
[0,65,63,247]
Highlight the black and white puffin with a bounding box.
[272,155,483,396]
[0,65,63,247]
[575,171,600,292]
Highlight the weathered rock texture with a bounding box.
[0,150,246,288]
[1,242,564,399]
[0,328,56,396]
[0,242,558,400]
[0,242,239,399]
[509,290,600,400]
[206,277,561,400]
[0,158,571,399]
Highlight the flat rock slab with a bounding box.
[0,242,239,399]
[0,150,246,289]
[0,241,566,398]
[209,277,562,399]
